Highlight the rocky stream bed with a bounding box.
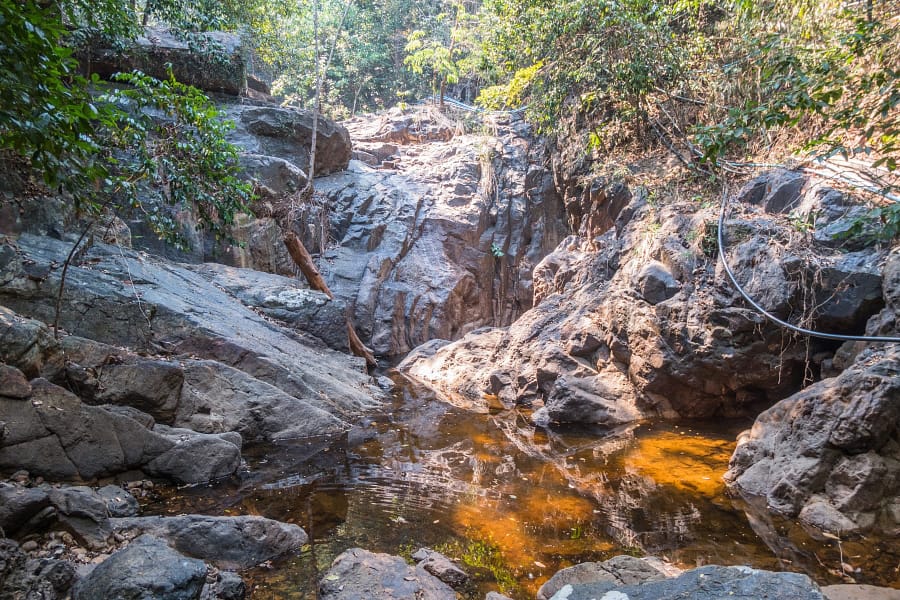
[1,34,899,599]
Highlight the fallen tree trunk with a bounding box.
[283,231,377,368]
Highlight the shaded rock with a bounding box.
[74,358,184,422]
[0,307,62,379]
[0,235,381,426]
[238,153,307,198]
[47,486,112,548]
[203,571,246,600]
[110,515,307,569]
[537,555,667,600]
[86,26,246,95]
[0,537,76,600]
[411,547,468,588]
[319,548,456,600]
[0,483,50,537]
[633,260,679,305]
[0,364,31,399]
[233,106,351,177]
[177,360,346,440]
[726,344,900,535]
[72,534,207,600]
[549,564,823,600]
[97,485,140,518]
[0,378,239,484]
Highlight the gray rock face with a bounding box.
[0,483,50,537]
[0,377,239,484]
[0,537,76,600]
[314,109,567,357]
[319,548,456,600]
[228,105,352,177]
[72,534,207,600]
[547,564,823,600]
[726,343,900,535]
[0,234,380,422]
[110,515,308,569]
[0,307,62,379]
[401,172,888,423]
[537,555,667,600]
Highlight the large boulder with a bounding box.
[109,515,307,569]
[725,343,900,536]
[85,26,246,96]
[546,564,823,600]
[537,555,668,600]
[401,172,888,423]
[319,548,456,600]
[72,534,207,600]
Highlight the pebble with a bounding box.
[21,540,38,552]
[11,470,29,483]
[90,554,109,564]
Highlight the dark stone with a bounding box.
[0,365,31,399]
[0,483,50,537]
[0,537,76,600]
[72,534,207,600]
[97,485,140,518]
[634,260,680,305]
[411,547,469,588]
[110,515,307,569]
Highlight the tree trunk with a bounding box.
[283,231,333,299]
[283,231,376,368]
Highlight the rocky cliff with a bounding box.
[400,170,890,426]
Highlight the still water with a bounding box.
[145,373,900,598]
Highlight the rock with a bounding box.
[0,364,31,399]
[72,534,207,600]
[314,108,567,357]
[549,564,823,600]
[726,344,900,535]
[822,584,900,600]
[110,515,307,569]
[0,537,76,600]
[485,593,513,600]
[401,172,887,424]
[177,360,346,440]
[86,26,246,95]
[145,425,241,484]
[232,105,351,176]
[319,548,456,600]
[47,486,112,548]
[202,571,246,600]
[73,358,185,422]
[537,555,667,600]
[0,307,62,379]
[0,378,240,484]
[0,235,381,425]
[411,547,469,588]
[0,483,50,537]
[97,485,140,518]
[633,260,680,304]
[238,153,307,198]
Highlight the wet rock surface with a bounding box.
[401,171,889,423]
[548,564,824,600]
[319,548,456,600]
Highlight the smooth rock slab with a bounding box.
[319,548,456,600]
[538,555,668,600]
[548,565,823,600]
[72,534,207,600]
[110,515,307,569]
